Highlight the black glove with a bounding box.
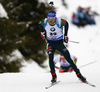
[64,36,69,43]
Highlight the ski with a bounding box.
[85,81,96,87]
[45,81,60,89]
[80,80,95,87]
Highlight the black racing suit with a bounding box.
[47,39,78,73]
[39,18,79,74]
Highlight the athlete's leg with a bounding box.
[56,43,86,82]
[47,46,57,83]
[57,44,78,72]
[47,43,55,73]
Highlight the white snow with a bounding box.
[0,3,8,18]
[0,0,100,92]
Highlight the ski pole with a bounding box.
[55,61,97,70]
[63,26,79,44]
[55,66,60,69]
[69,40,79,44]
[79,61,97,68]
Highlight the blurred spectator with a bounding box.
[71,6,99,27]
[76,6,87,27]
[71,12,79,26]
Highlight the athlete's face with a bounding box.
[48,17,56,24]
[61,58,66,62]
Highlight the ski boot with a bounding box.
[76,69,86,82]
[51,73,57,83]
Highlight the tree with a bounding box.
[0,17,25,72]
[0,0,52,72]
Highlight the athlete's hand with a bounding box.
[40,32,45,40]
[64,36,69,43]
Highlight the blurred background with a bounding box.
[0,0,100,73]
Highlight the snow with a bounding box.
[0,3,8,18]
[21,59,47,73]
[0,72,100,92]
[0,0,100,92]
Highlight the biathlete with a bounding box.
[54,54,77,73]
[38,10,86,83]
